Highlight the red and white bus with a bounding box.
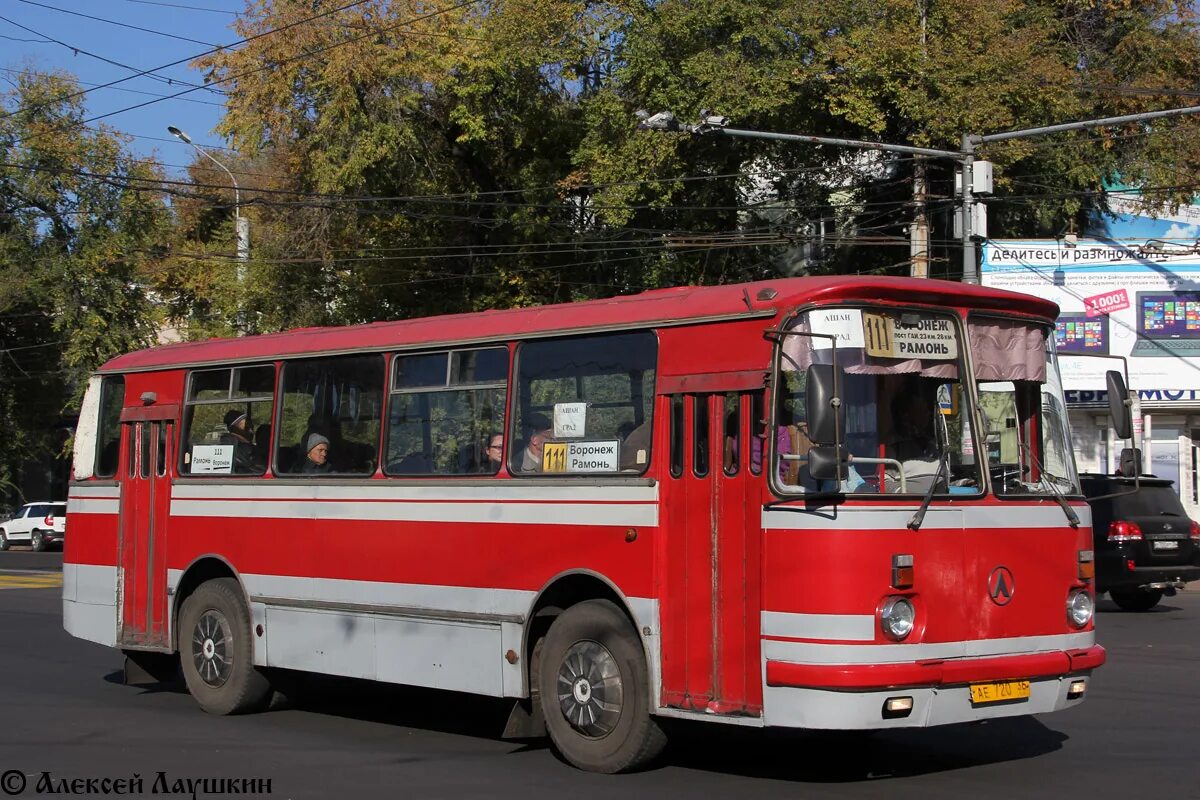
[65,276,1110,773]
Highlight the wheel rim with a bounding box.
[555,639,623,738]
[191,609,233,688]
[32,533,42,549]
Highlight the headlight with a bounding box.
[880,596,915,640]
[1067,589,1094,628]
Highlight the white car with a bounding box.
[0,502,67,552]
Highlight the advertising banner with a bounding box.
[982,239,1200,399]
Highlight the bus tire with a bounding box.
[537,599,665,773]
[179,578,271,715]
[1109,587,1163,612]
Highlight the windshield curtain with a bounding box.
[775,308,981,496]
[971,319,1080,496]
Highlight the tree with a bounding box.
[0,69,170,497]
[183,0,1200,326]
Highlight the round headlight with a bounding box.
[880,596,915,640]
[1067,589,1094,628]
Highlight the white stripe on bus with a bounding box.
[169,498,658,527]
[762,504,1090,531]
[761,611,876,642]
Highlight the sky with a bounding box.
[1,0,247,179]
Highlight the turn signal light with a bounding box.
[892,554,914,589]
[1078,549,1095,581]
[1108,520,1143,542]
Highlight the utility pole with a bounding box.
[640,103,1200,285]
[962,102,1200,283]
[910,0,929,278]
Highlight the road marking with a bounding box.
[0,572,63,590]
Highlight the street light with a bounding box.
[167,125,249,262]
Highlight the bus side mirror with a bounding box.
[1106,370,1132,440]
[808,445,848,483]
[805,364,845,446]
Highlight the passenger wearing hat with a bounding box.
[222,409,260,473]
[224,410,253,443]
[301,432,332,474]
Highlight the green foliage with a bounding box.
[0,70,169,496]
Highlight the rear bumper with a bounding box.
[1100,564,1200,592]
[762,646,1104,730]
[766,646,1106,691]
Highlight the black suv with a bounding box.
[1081,474,1200,611]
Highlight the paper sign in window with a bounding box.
[863,312,957,360]
[190,444,233,474]
[553,402,587,438]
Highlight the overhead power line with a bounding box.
[121,0,237,14]
[0,0,382,124]
[14,0,219,47]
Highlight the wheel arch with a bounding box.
[522,569,656,700]
[170,554,247,651]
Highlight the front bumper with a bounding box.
[762,646,1104,729]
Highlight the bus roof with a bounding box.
[100,275,1057,373]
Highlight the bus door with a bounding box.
[117,407,176,649]
[660,386,762,715]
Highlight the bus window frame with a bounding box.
[383,345,509,478]
[768,303,984,502]
[967,311,1083,501]
[508,329,659,479]
[178,363,278,478]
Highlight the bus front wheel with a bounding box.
[537,599,665,773]
[179,578,271,715]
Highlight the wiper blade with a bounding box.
[908,456,947,531]
[1021,445,1080,528]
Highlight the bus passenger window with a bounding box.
[669,395,684,478]
[384,347,508,476]
[723,393,740,476]
[95,376,125,478]
[180,365,276,476]
[693,394,710,477]
[510,331,657,476]
[278,355,385,477]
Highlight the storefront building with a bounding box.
[982,232,1200,519]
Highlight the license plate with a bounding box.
[969,680,1031,705]
[1153,540,1180,550]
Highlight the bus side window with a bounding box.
[510,331,657,476]
[384,347,508,476]
[278,355,385,477]
[180,365,276,477]
[95,376,125,478]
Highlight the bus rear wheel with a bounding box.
[179,578,271,715]
[537,599,665,773]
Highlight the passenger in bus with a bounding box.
[301,433,333,474]
[886,387,942,493]
[222,410,261,473]
[519,414,553,471]
[480,433,503,474]
[619,421,651,470]
[253,424,272,469]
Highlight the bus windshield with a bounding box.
[971,318,1079,496]
[775,307,981,496]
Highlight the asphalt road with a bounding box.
[1,550,1197,799]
